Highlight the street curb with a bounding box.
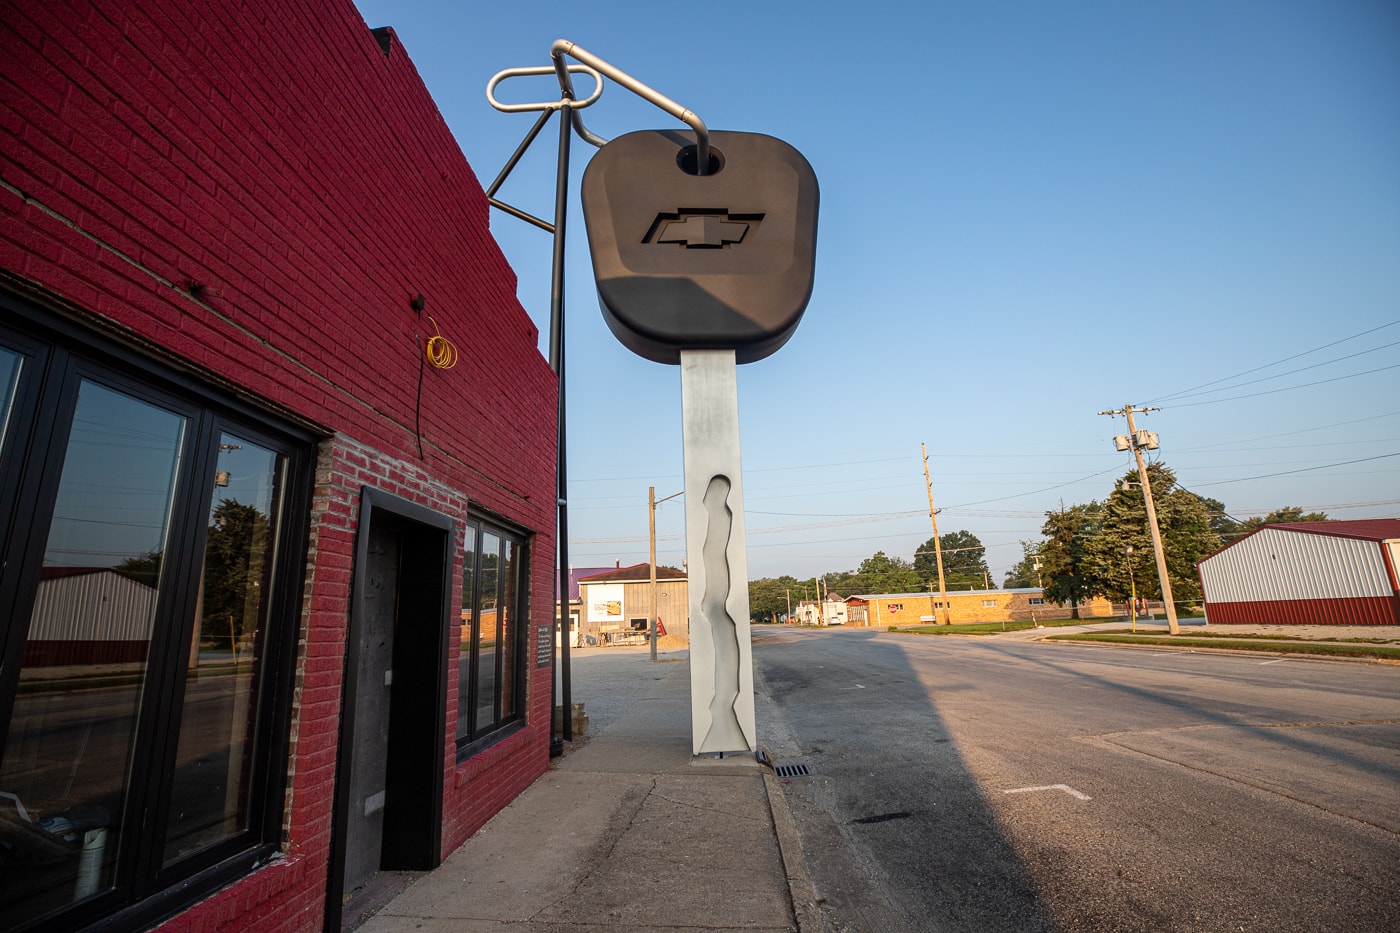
[1035,636,1400,665]
[753,659,824,933]
[762,768,823,933]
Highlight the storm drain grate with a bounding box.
[773,763,812,778]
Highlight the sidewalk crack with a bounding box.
[531,777,658,919]
[652,789,768,824]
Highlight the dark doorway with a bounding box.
[326,488,453,932]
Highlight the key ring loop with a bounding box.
[486,64,603,113]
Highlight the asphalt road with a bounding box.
[752,626,1400,933]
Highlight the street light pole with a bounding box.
[649,486,683,660]
[1126,544,1137,634]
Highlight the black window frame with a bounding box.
[456,512,531,759]
[0,295,314,933]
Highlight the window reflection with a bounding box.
[0,380,186,925]
[499,540,518,720]
[162,436,284,865]
[0,347,20,457]
[457,531,477,740]
[475,533,501,731]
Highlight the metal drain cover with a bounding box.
[774,763,812,778]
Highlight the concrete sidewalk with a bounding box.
[359,646,814,932]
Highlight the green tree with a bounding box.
[1002,540,1045,589]
[913,530,991,590]
[1089,464,1221,604]
[820,569,860,599]
[853,551,922,594]
[1039,502,1105,619]
[202,499,271,648]
[116,550,163,589]
[1200,496,1244,543]
[1239,506,1328,532]
[748,575,802,622]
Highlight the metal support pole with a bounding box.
[552,103,574,748]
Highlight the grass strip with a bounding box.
[890,619,1091,635]
[1046,632,1400,660]
[1075,627,1394,644]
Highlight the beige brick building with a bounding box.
[846,588,1115,627]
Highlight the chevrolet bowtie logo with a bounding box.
[648,211,764,249]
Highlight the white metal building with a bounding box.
[1198,519,1400,626]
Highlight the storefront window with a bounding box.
[0,315,311,933]
[1,381,186,923]
[457,517,529,753]
[162,437,284,865]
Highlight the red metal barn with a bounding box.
[1198,520,1400,626]
[1,2,558,931]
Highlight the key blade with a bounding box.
[680,349,756,755]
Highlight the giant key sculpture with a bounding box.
[489,41,818,756]
[582,129,818,755]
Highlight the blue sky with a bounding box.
[352,0,1400,584]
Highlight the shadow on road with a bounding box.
[753,627,1059,932]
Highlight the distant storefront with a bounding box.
[577,564,689,648]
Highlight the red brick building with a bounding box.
[0,2,557,931]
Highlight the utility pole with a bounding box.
[1098,404,1179,635]
[921,443,949,624]
[648,486,683,660]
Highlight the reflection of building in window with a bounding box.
[26,568,158,665]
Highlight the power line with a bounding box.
[1154,339,1400,403]
[1190,451,1400,487]
[1163,361,1400,409]
[940,465,1123,510]
[1142,319,1399,405]
[1171,409,1400,452]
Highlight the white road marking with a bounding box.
[1259,658,1287,665]
[1003,784,1092,801]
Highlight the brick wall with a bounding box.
[2,0,557,930]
